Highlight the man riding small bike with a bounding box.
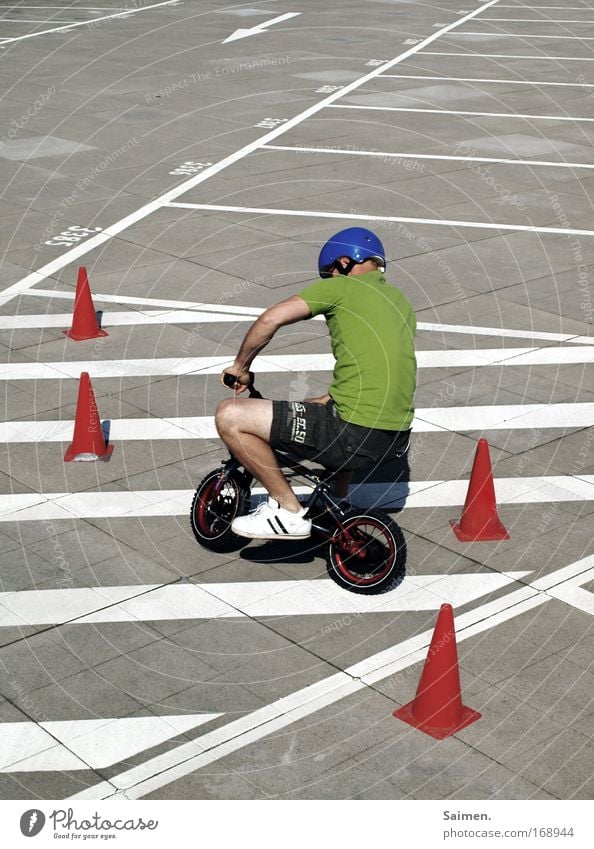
[216,227,417,540]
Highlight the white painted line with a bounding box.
[263,143,594,170]
[70,576,557,798]
[0,19,81,23]
[167,201,594,238]
[0,573,533,629]
[381,72,594,88]
[0,0,179,43]
[0,714,221,773]
[2,347,594,382]
[0,310,260,330]
[0,0,503,306]
[421,50,594,61]
[481,18,594,22]
[546,568,594,615]
[329,102,594,123]
[0,476,592,523]
[1,403,592,445]
[19,289,263,316]
[455,30,594,39]
[16,293,594,344]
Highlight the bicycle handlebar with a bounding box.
[222,370,263,399]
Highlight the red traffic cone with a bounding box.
[394,604,481,739]
[63,267,108,341]
[64,373,114,462]
[450,438,509,542]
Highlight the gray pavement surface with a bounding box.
[0,0,592,802]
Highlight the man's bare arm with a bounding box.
[222,295,312,391]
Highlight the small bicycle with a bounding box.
[190,377,407,595]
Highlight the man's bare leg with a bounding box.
[215,398,302,513]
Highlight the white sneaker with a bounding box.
[231,498,312,540]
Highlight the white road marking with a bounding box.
[167,202,594,238]
[481,18,594,23]
[0,573,534,628]
[544,569,594,615]
[18,292,592,344]
[20,289,264,316]
[329,102,594,123]
[455,31,594,39]
[421,50,594,61]
[0,310,260,329]
[0,714,221,773]
[222,11,301,44]
[70,574,574,798]
[0,0,180,43]
[0,19,81,23]
[0,476,592,523]
[381,73,594,88]
[1,403,592,444]
[264,142,594,170]
[2,347,594,382]
[0,0,502,306]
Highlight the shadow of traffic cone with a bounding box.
[394,603,481,739]
[450,438,509,542]
[63,267,108,341]
[64,372,114,462]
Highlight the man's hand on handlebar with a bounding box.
[221,367,252,394]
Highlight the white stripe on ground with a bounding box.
[0,476,592,522]
[167,202,594,238]
[1,348,593,382]
[0,0,503,304]
[17,293,594,344]
[420,50,594,61]
[19,289,264,315]
[2,403,592,444]
[75,552,594,798]
[454,31,594,38]
[0,310,261,329]
[0,714,221,774]
[480,18,594,22]
[263,143,594,170]
[329,103,594,123]
[0,573,533,628]
[0,0,180,43]
[381,73,594,87]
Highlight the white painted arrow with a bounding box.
[222,11,301,43]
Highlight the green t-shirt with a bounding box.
[298,271,416,430]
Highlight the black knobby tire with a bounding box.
[190,467,250,552]
[326,508,406,594]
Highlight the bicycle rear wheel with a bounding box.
[326,509,406,594]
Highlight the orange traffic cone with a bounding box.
[63,267,108,341]
[64,373,114,462]
[394,604,481,739]
[450,438,510,542]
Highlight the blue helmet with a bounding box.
[318,227,386,278]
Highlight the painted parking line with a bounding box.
[168,202,594,239]
[4,347,594,381]
[380,73,594,88]
[329,103,594,124]
[454,31,594,39]
[0,0,502,305]
[20,289,263,316]
[19,291,594,344]
[68,572,569,798]
[0,476,592,522]
[0,0,180,43]
[421,51,594,61]
[0,573,533,628]
[0,310,260,329]
[2,403,593,444]
[264,143,594,171]
[0,714,221,774]
[1,348,594,382]
[480,19,594,23]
